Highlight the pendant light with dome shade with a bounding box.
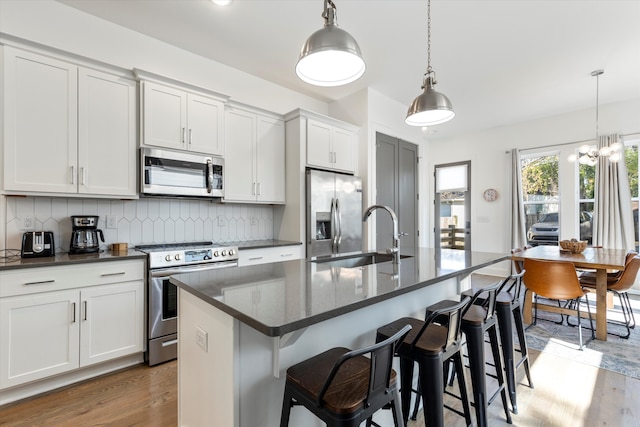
[296,0,366,87]
[406,0,455,126]
[568,70,623,166]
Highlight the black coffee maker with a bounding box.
[69,215,105,254]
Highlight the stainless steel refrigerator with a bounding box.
[306,169,363,257]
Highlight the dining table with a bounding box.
[512,245,628,341]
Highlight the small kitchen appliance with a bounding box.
[69,215,105,254]
[135,241,239,365]
[21,231,55,258]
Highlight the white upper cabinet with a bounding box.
[224,105,285,204]
[306,117,357,173]
[78,68,137,196]
[141,81,224,156]
[3,47,78,194]
[3,46,137,197]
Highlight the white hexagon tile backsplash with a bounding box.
[5,196,274,254]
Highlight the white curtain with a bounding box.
[593,134,635,250]
[510,149,528,249]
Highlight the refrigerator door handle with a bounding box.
[330,198,338,253]
[336,198,342,251]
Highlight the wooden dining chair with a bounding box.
[579,255,640,338]
[523,258,594,350]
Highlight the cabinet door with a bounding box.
[142,81,187,150]
[78,69,137,196]
[331,127,356,173]
[224,108,256,202]
[187,94,225,156]
[306,119,333,170]
[0,290,80,388]
[79,281,144,367]
[3,47,78,193]
[256,116,285,203]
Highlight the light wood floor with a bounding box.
[2,274,639,426]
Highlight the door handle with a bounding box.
[182,127,186,144]
[71,302,76,323]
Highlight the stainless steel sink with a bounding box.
[311,252,412,268]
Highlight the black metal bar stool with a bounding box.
[375,297,473,427]
[495,270,533,414]
[280,324,411,427]
[428,280,512,427]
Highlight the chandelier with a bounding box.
[568,70,622,166]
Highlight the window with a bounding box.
[578,162,594,243]
[521,153,559,246]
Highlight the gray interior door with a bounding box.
[375,132,418,255]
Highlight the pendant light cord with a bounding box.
[323,0,336,21]
[426,0,432,74]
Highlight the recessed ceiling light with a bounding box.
[211,0,232,6]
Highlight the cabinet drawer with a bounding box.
[238,245,302,267]
[0,260,145,298]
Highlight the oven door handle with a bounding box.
[150,261,238,278]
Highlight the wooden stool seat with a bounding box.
[377,317,448,354]
[280,325,411,427]
[285,347,394,415]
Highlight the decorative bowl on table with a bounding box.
[559,239,588,253]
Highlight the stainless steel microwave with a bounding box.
[141,147,224,198]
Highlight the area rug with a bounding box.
[524,296,640,380]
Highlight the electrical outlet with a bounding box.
[22,216,34,230]
[195,326,208,352]
[106,215,118,229]
[217,216,227,227]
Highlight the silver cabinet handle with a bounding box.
[83,301,88,321]
[70,166,76,184]
[162,339,178,347]
[72,302,76,323]
[189,129,193,144]
[100,272,126,277]
[182,127,186,144]
[257,182,261,196]
[280,253,293,257]
[253,182,256,196]
[80,167,86,185]
[25,279,55,286]
[248,256,263,261]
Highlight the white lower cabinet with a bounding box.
[0,290,80,388]
[79,282,144,367]
[237,245,303,267]
[0,260,144,390]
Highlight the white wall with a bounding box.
[425,98,640,260]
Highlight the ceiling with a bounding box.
[57,0,640,138]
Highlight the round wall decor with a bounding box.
[483,188,498,202]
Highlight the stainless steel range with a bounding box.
[136,241,239,365]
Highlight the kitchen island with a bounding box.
[171,248,508,427]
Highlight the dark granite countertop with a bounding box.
[170,248,509,337]
[0,249,147,271]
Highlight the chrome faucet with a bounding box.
[363,204,401,264]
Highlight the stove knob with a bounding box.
[221,250,227,256]
[165,255,172,262]
[229,249,235,256]
[175,254,182,261]
[214,251,220,257]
